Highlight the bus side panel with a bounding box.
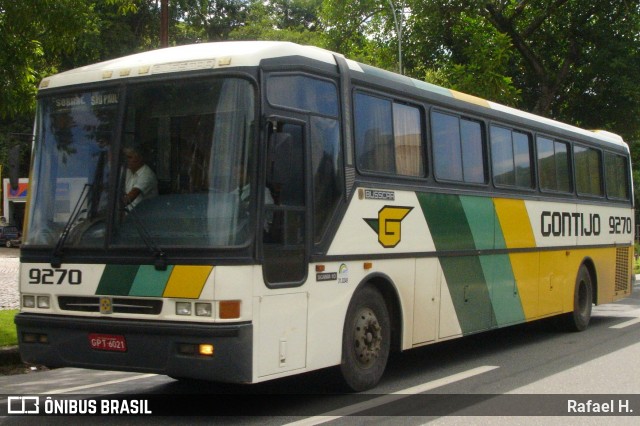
[539,250,578,316]
[413,258,440,344]
[508,252,540,319]
[255,292,308,378]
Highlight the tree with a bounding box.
[320,0,402,70]
[481,0,640,131]
[171,0,250,42]
[228,0,325,45]
[0,0,97,118]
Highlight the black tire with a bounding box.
[560,264,593,332]
[5,240,11,248]
[340,286,391,392]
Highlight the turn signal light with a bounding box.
[219,300,240,319]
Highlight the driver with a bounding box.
[123,145,158,209]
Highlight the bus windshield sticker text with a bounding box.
[28,268,82,285]
[54,93,118,111]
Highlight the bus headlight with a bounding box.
[37,296,51,309]
[176,302,192,316]
[23,295,36,308]
[195,303,212,317]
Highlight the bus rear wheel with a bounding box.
[340,286,390,392]
[561,264,593,332]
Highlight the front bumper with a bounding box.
[15,313,253,383]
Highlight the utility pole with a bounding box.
[387,0,403,75]
[160,0,169,48]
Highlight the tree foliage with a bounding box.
[0,0,96,118]
[228,0,324,45]
[320,0,401,69]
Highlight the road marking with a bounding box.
[610,317,640,329]
[42,373,157,395]
[284,365,499,426]
[608,308,640,329]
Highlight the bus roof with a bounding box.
[39,40,627,149]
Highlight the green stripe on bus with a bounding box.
[479,255,525,326]
[418,193,494,334]
[96,264,139,296]
[460,196,525,326]
[418,192,525,331]
[417,193,475,251]
[440,256,495,333]
[129,265,174,297]
[460,196,495,250]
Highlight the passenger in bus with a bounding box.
[123,144,158,209]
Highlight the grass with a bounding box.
[0,310,18,347]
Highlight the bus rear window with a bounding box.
[605,152,630,200]
[574,145,603,197]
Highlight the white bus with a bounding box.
[16,41,634,391]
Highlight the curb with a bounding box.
[0,345,21,366]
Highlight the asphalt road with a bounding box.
[1,279,640,424]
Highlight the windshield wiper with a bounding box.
[51,183,91,268]
[88,150,107,218]
[122,204,167,271]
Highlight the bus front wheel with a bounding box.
[340,286,390,392]
[561,264,593,332]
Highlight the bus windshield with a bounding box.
[25,77,256,250]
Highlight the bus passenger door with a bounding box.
[258,120,309,377]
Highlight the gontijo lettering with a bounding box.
[540,211,601,237]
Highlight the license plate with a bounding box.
[88,333,127,352]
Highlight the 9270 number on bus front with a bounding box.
[28,268,82,285]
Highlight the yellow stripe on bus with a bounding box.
[493,198,536,248]
[493,198,539,319]
[450,90,491,108]
[163,265,213,299]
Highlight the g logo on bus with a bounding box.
[364,206,413,248]
[100,297,113,314]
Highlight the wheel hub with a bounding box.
[353,307,382,368]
